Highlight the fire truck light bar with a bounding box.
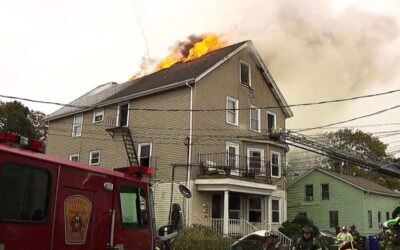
[0,131,44,152]
[114,166,154,175]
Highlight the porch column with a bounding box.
[223,189,229,235]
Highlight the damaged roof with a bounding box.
[46,40,293,120]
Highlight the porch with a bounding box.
[198,153,273,183]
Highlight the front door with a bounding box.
[229,195,241,235]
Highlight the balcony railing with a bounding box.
[198,153,273,182]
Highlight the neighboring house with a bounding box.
[287,168,400,235]
[45,40,293,236]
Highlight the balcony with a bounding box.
[198,153,273,183]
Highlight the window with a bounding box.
[72,113,83,137]
[267,112,276,134]
[117,103,129,127]
[271,199,280,223]
[226,97,239,126]
[0,162,51,223]
[271,151,281,177]
[240,61,251,86]
[138,143,152,167]
[329,211,339,228]
[386,212,390,221]
[69,153,79,162]
[378,211,382,226]
[247,148,264,174]
[226,142,239,174]
[229,196,241,219]
[249,197,262,222]
[321,184,330,200]
[305,184,314,201]
[368,210,373,228]
[93,109,104,123]
[119,185,147,228]
[250,106,260,132]
[89,150,100,165]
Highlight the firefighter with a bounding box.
[348,225,361,249]
[265,231,282,250]
[378,225,394,250]
[294,225,322,250]
[336,226,354,250]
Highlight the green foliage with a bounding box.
[0,101,44,139]
[172,224,230,250]
[279,214,320,239]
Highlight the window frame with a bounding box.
[92,108,104,123]
[270,151,281,178]
[239,61,251,87]
[247,147,264,174]
[329,211,339,228]
[138,143,152,167]
[226,96,239,126]
[368,210,373,228]
[89,150,101,166]
[0,162,52,224]
[250,105,261,132]
[267,112,276,134]
[72,113,83,137]
[248,196,263,223]
[271,199,280,224]
[305,184,314,201]
[69,153,80,162]
[321,184,330,200]
[117,102,130,127]
[226,142,239,175]
[378,211,382,226]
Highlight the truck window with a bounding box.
[0,162,51,223]
[119,185,148,229]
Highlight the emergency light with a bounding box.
[0,131,44,152]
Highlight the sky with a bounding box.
[1,0,400,156]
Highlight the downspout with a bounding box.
[185,81,194,227]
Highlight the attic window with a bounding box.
[240,61,251,86]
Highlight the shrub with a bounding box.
[172,224,231,250]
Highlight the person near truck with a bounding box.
[294,225,322,250]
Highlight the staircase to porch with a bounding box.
[200,218,292,246]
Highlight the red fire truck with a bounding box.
[0,132,160,250]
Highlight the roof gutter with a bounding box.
[45,78,196,121]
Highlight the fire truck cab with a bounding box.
[0,132,154,250]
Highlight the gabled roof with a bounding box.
[46,40,293,120]
[288,167,400,198]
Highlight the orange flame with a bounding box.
[156,34,227,70]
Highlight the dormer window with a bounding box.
[240,61,251,86]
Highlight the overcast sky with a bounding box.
[1,0,400,156]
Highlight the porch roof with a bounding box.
[195,178,277,195]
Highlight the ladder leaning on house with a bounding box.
[105,117,140,166]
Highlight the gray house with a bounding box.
[287,168,400,235]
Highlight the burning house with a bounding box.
[45,35,293,236]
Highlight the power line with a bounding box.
[2,87,400,111]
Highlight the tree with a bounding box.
[0,101,45,139]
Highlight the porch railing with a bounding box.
[198,153,273,182]
[200,218,258,236]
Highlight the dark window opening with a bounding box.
[249,197,262,223]
[368,210,373,228]
[272,200,280,223]
[267,113,275,134]
[329,211,338,228]
[119,104,129,127]
[119,185,148,229]
[321,184,330,200]
[139,144,151,167]
[271,153,280,177]
[0,162,51,223]
[240,62,250,86]
[305,184,314,201]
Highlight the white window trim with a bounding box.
[89,150,101,166]
[247,147,265,174]
[270,151,281,178]
[270,198,281,224]
[72,113,83,137]
[239,60,251,87]
[138,142,152,166]
[226,142,239,175]
[250,105,261,132]
[267,111,277,131]
[247,196,264,222]
[92,108,105,123]
[69,153,80,162]
[226,97,239,126]
[116,102,130,127]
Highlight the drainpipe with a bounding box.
[185,81,194,227]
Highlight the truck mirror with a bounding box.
[178,184,191,198]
